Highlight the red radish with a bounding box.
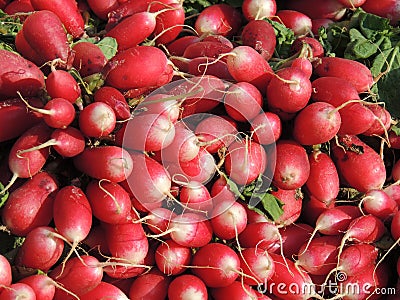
[291,36,325,58]
[49,255,103,299]
[238,221,281,251]
[86,0,119,20]
[239,247,275,286]
[136,93,180,124]
[14,29,44,66]
[301,195,335,225]
[80,281,129,300]
[123,152,172,207]
[224,82,263,122]
[179,181,213,213]
[0,255,12,292]
[0,98,43,142]
[202,34,234,47]
[273,139,310,190]
[150,2,185,45]
[103,221,149,263]
[284,0,347,20]
[85,179,132,224]
[191,242,240,288]
[144,207,177,236]
[93,86,130,120]
[4,0,34,16]
[242,0,277,20]
[0,49,45,98]
[393,158,400,182]
[267,252,316,300]
[53,186,92,256]
[79,101,116,138]
[305,150,339,205]
[338,0,366,8]
[103,45,173,92]
[312,18,334,36]
[168,274,208,300]
[18,275,57,300]
[267,66,312,113]
[182,41,233,60]
[313,56,374,93]
[83,225,110,255]
[359,189,398,220]
[129,269,171,300]
[155,239,191,275]
[40,126,85,158]
[362,104,392,136]
[103,260,147,279]
[120,113,175,152]
[166,35,202,56]
[311,77,375,135]
[1,171,57,236]
[293,101,341,145]
[389,130,400,149]
[272,188,303,225]
[72,42,108,77]
[227,45,274,93]
[212,281,268,299]
[73,145,134,183]
[250,111,282,145]
[14,226,64,272]
[241,19,276,61]
[296,235,342,276]
[194,3,242,37]
[210,176,237,205]
[211,201,248,240]
[331,135,387,193]
[384,184,400,206]
[0,283,36,300]
[169,213,213,247]
[45,70,81,104]
[21,10,74,69]
[279,223,314,258]
[187,57,234,80]
[391,209,400,240]
[362,0,400,25]
[291,57,313,78]
[224,139,267,186]
[195,115,238,154]
[107,0,153,24]
[30,0,85,38]
[276,10,312,36]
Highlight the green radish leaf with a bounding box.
[96,37,118,60]
[390,124,400,136]
[0,182,9,208]
[265,18,295,59]
[219,172,245,200]
[248,192,284,221]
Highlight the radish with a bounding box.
[71,42,108,78]
[338,0,366,8]
[276,9,313,36]
[30,0,85,38]
[85,179,132,224]
[224,139,267,186]
[279,223,314,258]
[168,274,208,300]
[242,0,277,20]
[331,135,387,193]
[211,201,248,240]
[80,281,129,300]
[73,145,134,183]
[284,0,347,20]
[296,235,342,276]
[0,255,12,292]
[169,213,213,247]
[93,86,130,121]
[224,82,263,122]
[191,242,240,288]
[129,269,171,300]
[14,226,64,272]
[155,239,191,276]
[293,102,341,145]
[273,139,310,190]
[86,0,119,20]
[79,101,116,138]
[266,66,312,113]
[49,255,103,299]
[18,274,57,300]
[238,221,281,251]
[182,41,233,60]
[187,57,234,80]
[250,111,282,145]
[195,115,238,154]
[194,3,242,37]
[384,184,400,206]
[1,171,58,236]
[0,98,43,142]
[272,188,303,226]
[143,207,177,237]
[83,224,110,255]
[103,221,149,263]
[362,0,400,25]
[0,283,36,300]
[241,19,277,61]
[291,57,313,78]
[45,70,81,105]
[301,195,335,225]
[227,45,274,93]
[359,189,398,221]
[179,181,213,213]
[137,93,180,124]
[305,150,340,205]
[291,36,325,58]
[210,176,237,205]
[362,104,392,137]
[239,247,275,286]
[313,56,374,93]
[212,281,268,299]
[4,0,34,16]
[0,49,45,98]
[311,18,334,36]
[167,35,202,56]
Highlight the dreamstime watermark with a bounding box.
[256,271,397,298]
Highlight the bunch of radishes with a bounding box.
[0,0,400,299]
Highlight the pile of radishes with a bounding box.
[0,0,400,299]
